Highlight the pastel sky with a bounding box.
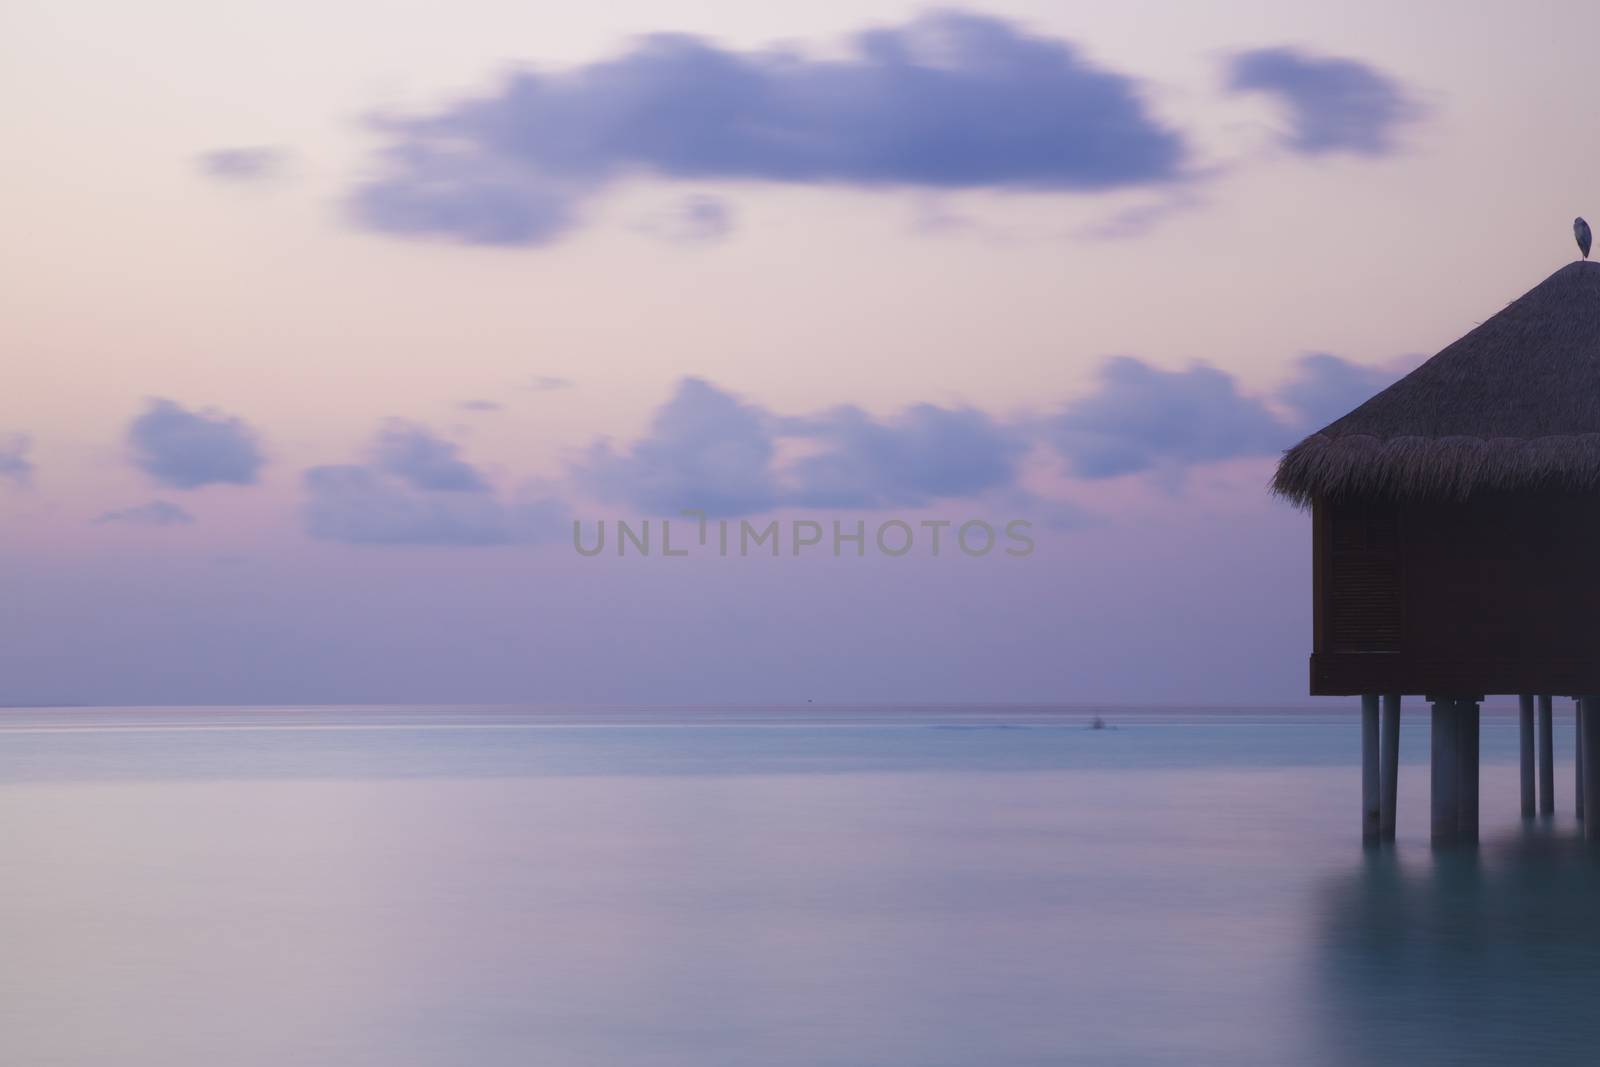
[2,0,1596,706]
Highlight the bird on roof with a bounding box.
[1577,217,1592,260]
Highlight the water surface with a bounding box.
[0,704,1593,1065]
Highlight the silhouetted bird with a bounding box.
[1577,217,1592,260]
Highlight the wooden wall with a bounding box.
[1311,493,1600,695]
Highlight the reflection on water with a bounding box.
[0,706,1593,1065]
[1316,827,1600,1066]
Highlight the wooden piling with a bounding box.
[1458,698,1480,844]
[1539,694,1555,815]
[1362,694,1380,843]
[1584,698,1600,840]
[1579,698,1586,820]
[1520,694,1536,818]
[1431,698,1460,846]
[1380,693,1400,841]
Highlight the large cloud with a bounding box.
[126,399,264,488]
[348,12,1187,246]
[303,423,565,546]
[301,356,1397,539]
[1226,47,1417,156]
[0,434,32,486]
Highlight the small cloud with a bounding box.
[0,434,33,486]
[577,377,777,517]
[1046,353,1410,480]
[781,404,1027,508]
[304,465,507,545]
[460,400,503,412]
[93,500,195,526]
[529,376,574,392]
[1076,188,1204,241]
[999,489,1095,532]
[909,195,975,236]
[302,466,566,546]
[1225,47,1419,156]
[127,399,264,489]
[1276,352,1406,430]
[302,424,566,546]
[639,194,735,246]
[196,146,289,182]
[371,419,491,492]
[353,156,577,245]
[1048,357,1288,479]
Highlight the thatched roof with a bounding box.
[1274,260,1600,506]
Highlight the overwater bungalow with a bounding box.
[1275,254,1600,845]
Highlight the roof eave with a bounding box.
[1272,432,1600,507]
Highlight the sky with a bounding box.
[2,0,1597,706]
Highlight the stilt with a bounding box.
[1520,694,1536,818]
[1579,698,1586,820]
[1584,697,1600,841]
[1458,698,1480,844]
[1380,694,1400,841]
[1431,698,1460,846]
[1362,694,1380,843]
[1539,694,1555,815]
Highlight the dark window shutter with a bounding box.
[1328,504,1401,652]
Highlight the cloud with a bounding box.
[127,399,264,489]
[998,489,1095,531]
[354,152,576,244]
[782,404,1026,508]
[1226,47,1417,156]
[1046,353,1408,478]
[302,424,566,546]
[529,375,574,392]
[460,400,504,412]
[1276,352,1404,430]
[275,356,1422,543]
[1075,188,1204,241]
[304,466,512,545]
[579,377,779,516]
[585,366,1391,514]
[0,434,33,486]
[347,12,1187,246]
[93,500,195,527]
[371,419,491,491]
[196,146,288,182]
[1048,357,1289,478]
[576,377,1027,515]
[640,194,736,246]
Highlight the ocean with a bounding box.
[0,704,1594,1065]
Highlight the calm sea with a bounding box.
[0,703,1595,1066]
